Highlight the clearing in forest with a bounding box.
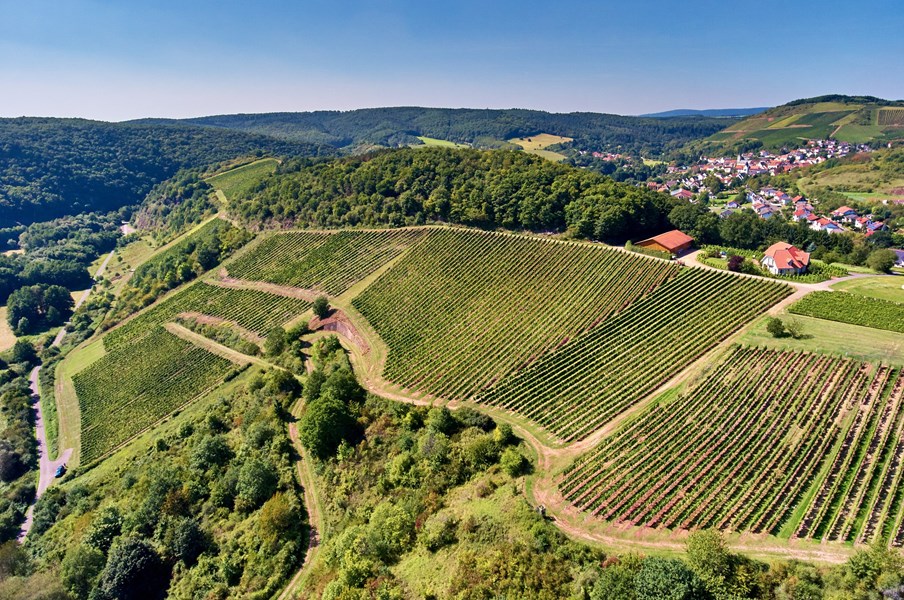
[206,158,279,201]
[507,133,572,161]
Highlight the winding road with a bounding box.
[17,249,115,542]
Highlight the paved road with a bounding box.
[17,248,114,542]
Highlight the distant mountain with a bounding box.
[641,107,770,118]
[700,94,904,154]
[176,107,734,157]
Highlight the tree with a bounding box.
[500,447,528,477]
[235,457,278,511]
[84,506,123,553]
[61,544,106,600]
[313,295,330,319]
[687,529,730,591]
[426,406,456,434]
[785,318,805,340]
[867,248,897,273]
[264,326,287,357]
[726,255,745,272]
[766,317,787,338]
[634,557,707,600]
[95,538,166,600]
[299,392,358,460]
[10,339,37,364]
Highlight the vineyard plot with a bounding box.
[105,282,311,350]
[790,291,904,334]
[479,269,791,441]
[227,229,425,296]
[560,347,904,542]
[352,228,680,403]
[75,328,234,462]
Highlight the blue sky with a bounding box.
[1,0,902,120]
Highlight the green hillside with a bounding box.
[0,118,331,224]
[181,106,733,157]
[703,95,904,153]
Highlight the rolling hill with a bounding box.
[0,118,332,224]
[178,106,733,157]
[641,107,769,118]
[703,95,904,153]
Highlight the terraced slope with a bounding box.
[75,328,234,462]
[352,229,679,402]
[227,229,425,295]
[561,347,904,543]
[479,269,791,441]
[105,282,310,350]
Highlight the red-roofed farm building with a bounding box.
[635,230,695,256]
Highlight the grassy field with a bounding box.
[205,157,279,200]
[740,313,904,365]
[55,338,108,466]
[416,136,469,148]
[832,276,904,302]
[0,306,14,352]
[507,133,572,161]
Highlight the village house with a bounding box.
[762,242,810,275]
[811,217,845,233]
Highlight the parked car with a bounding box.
[54,464,66,478]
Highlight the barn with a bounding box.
[635,230,694,256]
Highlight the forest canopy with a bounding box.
[0,118,330,224]
[226,147,678,243]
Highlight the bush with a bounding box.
[727,255,745,272]
[299,392,358,460]
[766,317,787,338]
[634,556,707,600]
[420,513,458,551]
[94,537,166,600]
[313,295,330,319]
[500,447,528,477]
[867,248,897,273]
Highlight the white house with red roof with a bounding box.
[811,217,844,233]
[831,206,858,223]
[762,242,811,275]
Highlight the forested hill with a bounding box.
[0,118,332,224]
[178,107,733,156]
[222,147,677,243]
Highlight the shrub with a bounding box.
[766,317,787,338]
[313,295,330,319]
[500,447,528,477]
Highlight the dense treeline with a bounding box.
[185,107,733,156]
[228,147,677,243]
[6,284,73,335]
[0,118,330,223]
[3,369,306,599]
[0,212,124,303]
[132,170,218,239]
[0,346,39,543]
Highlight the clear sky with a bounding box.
[1,0,902,121]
